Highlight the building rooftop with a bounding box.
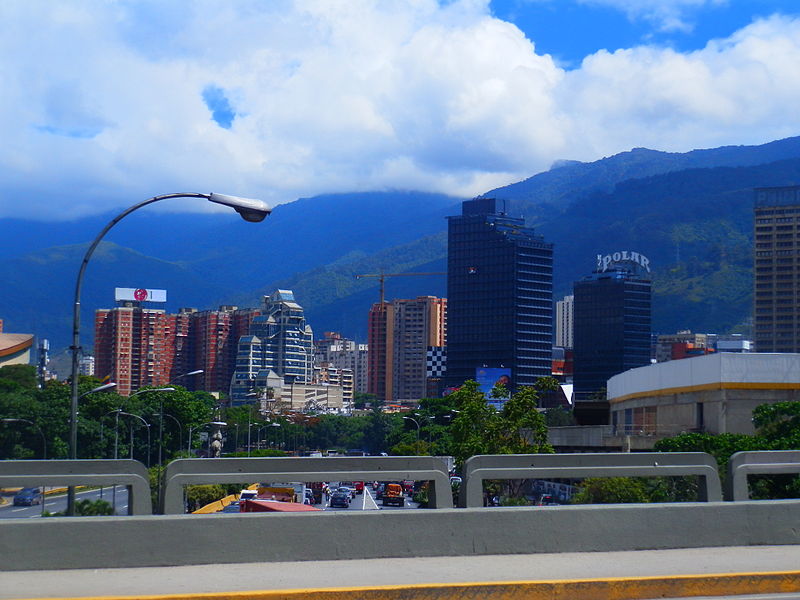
[608,352,800,403]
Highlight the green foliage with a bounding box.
[186,485,228,512]
[390,439,429,456]
[0,364,37,389]
[450,378,554,468]
[544,407,576,427]
[412,486,429,508]
[44,498,115,517]
[654,400,800,500]
[500,496,533,506]
[654,432,767,475]
[752,402,800,448]
[572,477,652,504]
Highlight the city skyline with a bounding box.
[1,1,798,220]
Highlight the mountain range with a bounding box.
[4,135,800,362]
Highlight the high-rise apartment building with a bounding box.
[367,296,446,404]
[189,305,260,392]
[95,298,259,396]
[445,198,553,391]
[314,332,368,394]
[754,185,800,352]
[229,290,314,403]
[555,294,574,349]
[367,302,394,402]
[392,296,446,404]
[573,266,651,424]
[94,304,172,396]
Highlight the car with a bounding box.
[329,493,349,508]
[13,487,43,506]
[338,486,355,498]
[219,501,241,513]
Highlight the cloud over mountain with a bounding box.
[1,1,798,219]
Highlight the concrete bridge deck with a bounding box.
[4,546,800,600]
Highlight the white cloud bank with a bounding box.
[0,0,798,219]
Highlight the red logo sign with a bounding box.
[133,289,148,302]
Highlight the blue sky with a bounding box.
[492,0,800,66]
[1,0,799,219]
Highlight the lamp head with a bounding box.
[208,193,272,223]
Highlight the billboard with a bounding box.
[115,288,167,303]
[475,367,512,396]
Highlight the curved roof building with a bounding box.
[0,332,34,367]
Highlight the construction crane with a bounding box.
[355,271,446,305]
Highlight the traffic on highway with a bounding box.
[0,486,131,518]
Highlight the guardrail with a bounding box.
[459,452,723,507]
[2,452,800,571]
[728,450,800,501]
[162,456,453,513]
[0,459,152,515]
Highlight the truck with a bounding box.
[382,483,405,507]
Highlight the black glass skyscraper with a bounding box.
[445,198,553,391]
[573,268,651,424]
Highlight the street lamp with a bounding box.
[118,412,151,467]
[65,381,117,514]
[68,193,270,514]
[403,416,421,441]
[1,418,46,459]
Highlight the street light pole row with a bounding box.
[67,191,270,515]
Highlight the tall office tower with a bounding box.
[189,305,260,393]
[314,332,369,393]
[229,290,314,402]
[94,304,171,396]
[754,185,800,352]
[573,265,651,424]
[392,296,447,404]
[367,302,394,402]
[555,295,574,349]
[445,198,553,391]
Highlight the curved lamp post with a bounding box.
[130,387,175,468]
[1,418,47,459]
[118,412,151,467]
[67,193,269,515]
[403,416,421,441]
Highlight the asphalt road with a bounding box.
[0,487,130,518]
[319,484,419,511]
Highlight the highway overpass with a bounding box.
[2,452,800,599]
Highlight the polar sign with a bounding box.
[115,288,167,303]
[596,251,650,273]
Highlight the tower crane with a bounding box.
[355,271,446,305]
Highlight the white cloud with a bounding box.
[0,1,798,219]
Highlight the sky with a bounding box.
[1,0,799,219]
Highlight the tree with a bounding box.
[0,364,37,390]
[450,378,556,467]
[572,477,652,504]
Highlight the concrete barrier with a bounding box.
[728,450,800,501]
[162,456,452,513]
[0,459,152,515]
[2,499,800,571]
[460,452,722,507]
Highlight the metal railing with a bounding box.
[0,459,152,515]
[162,455,453,513]
[728,450,800,501]
[459,452,723,507]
